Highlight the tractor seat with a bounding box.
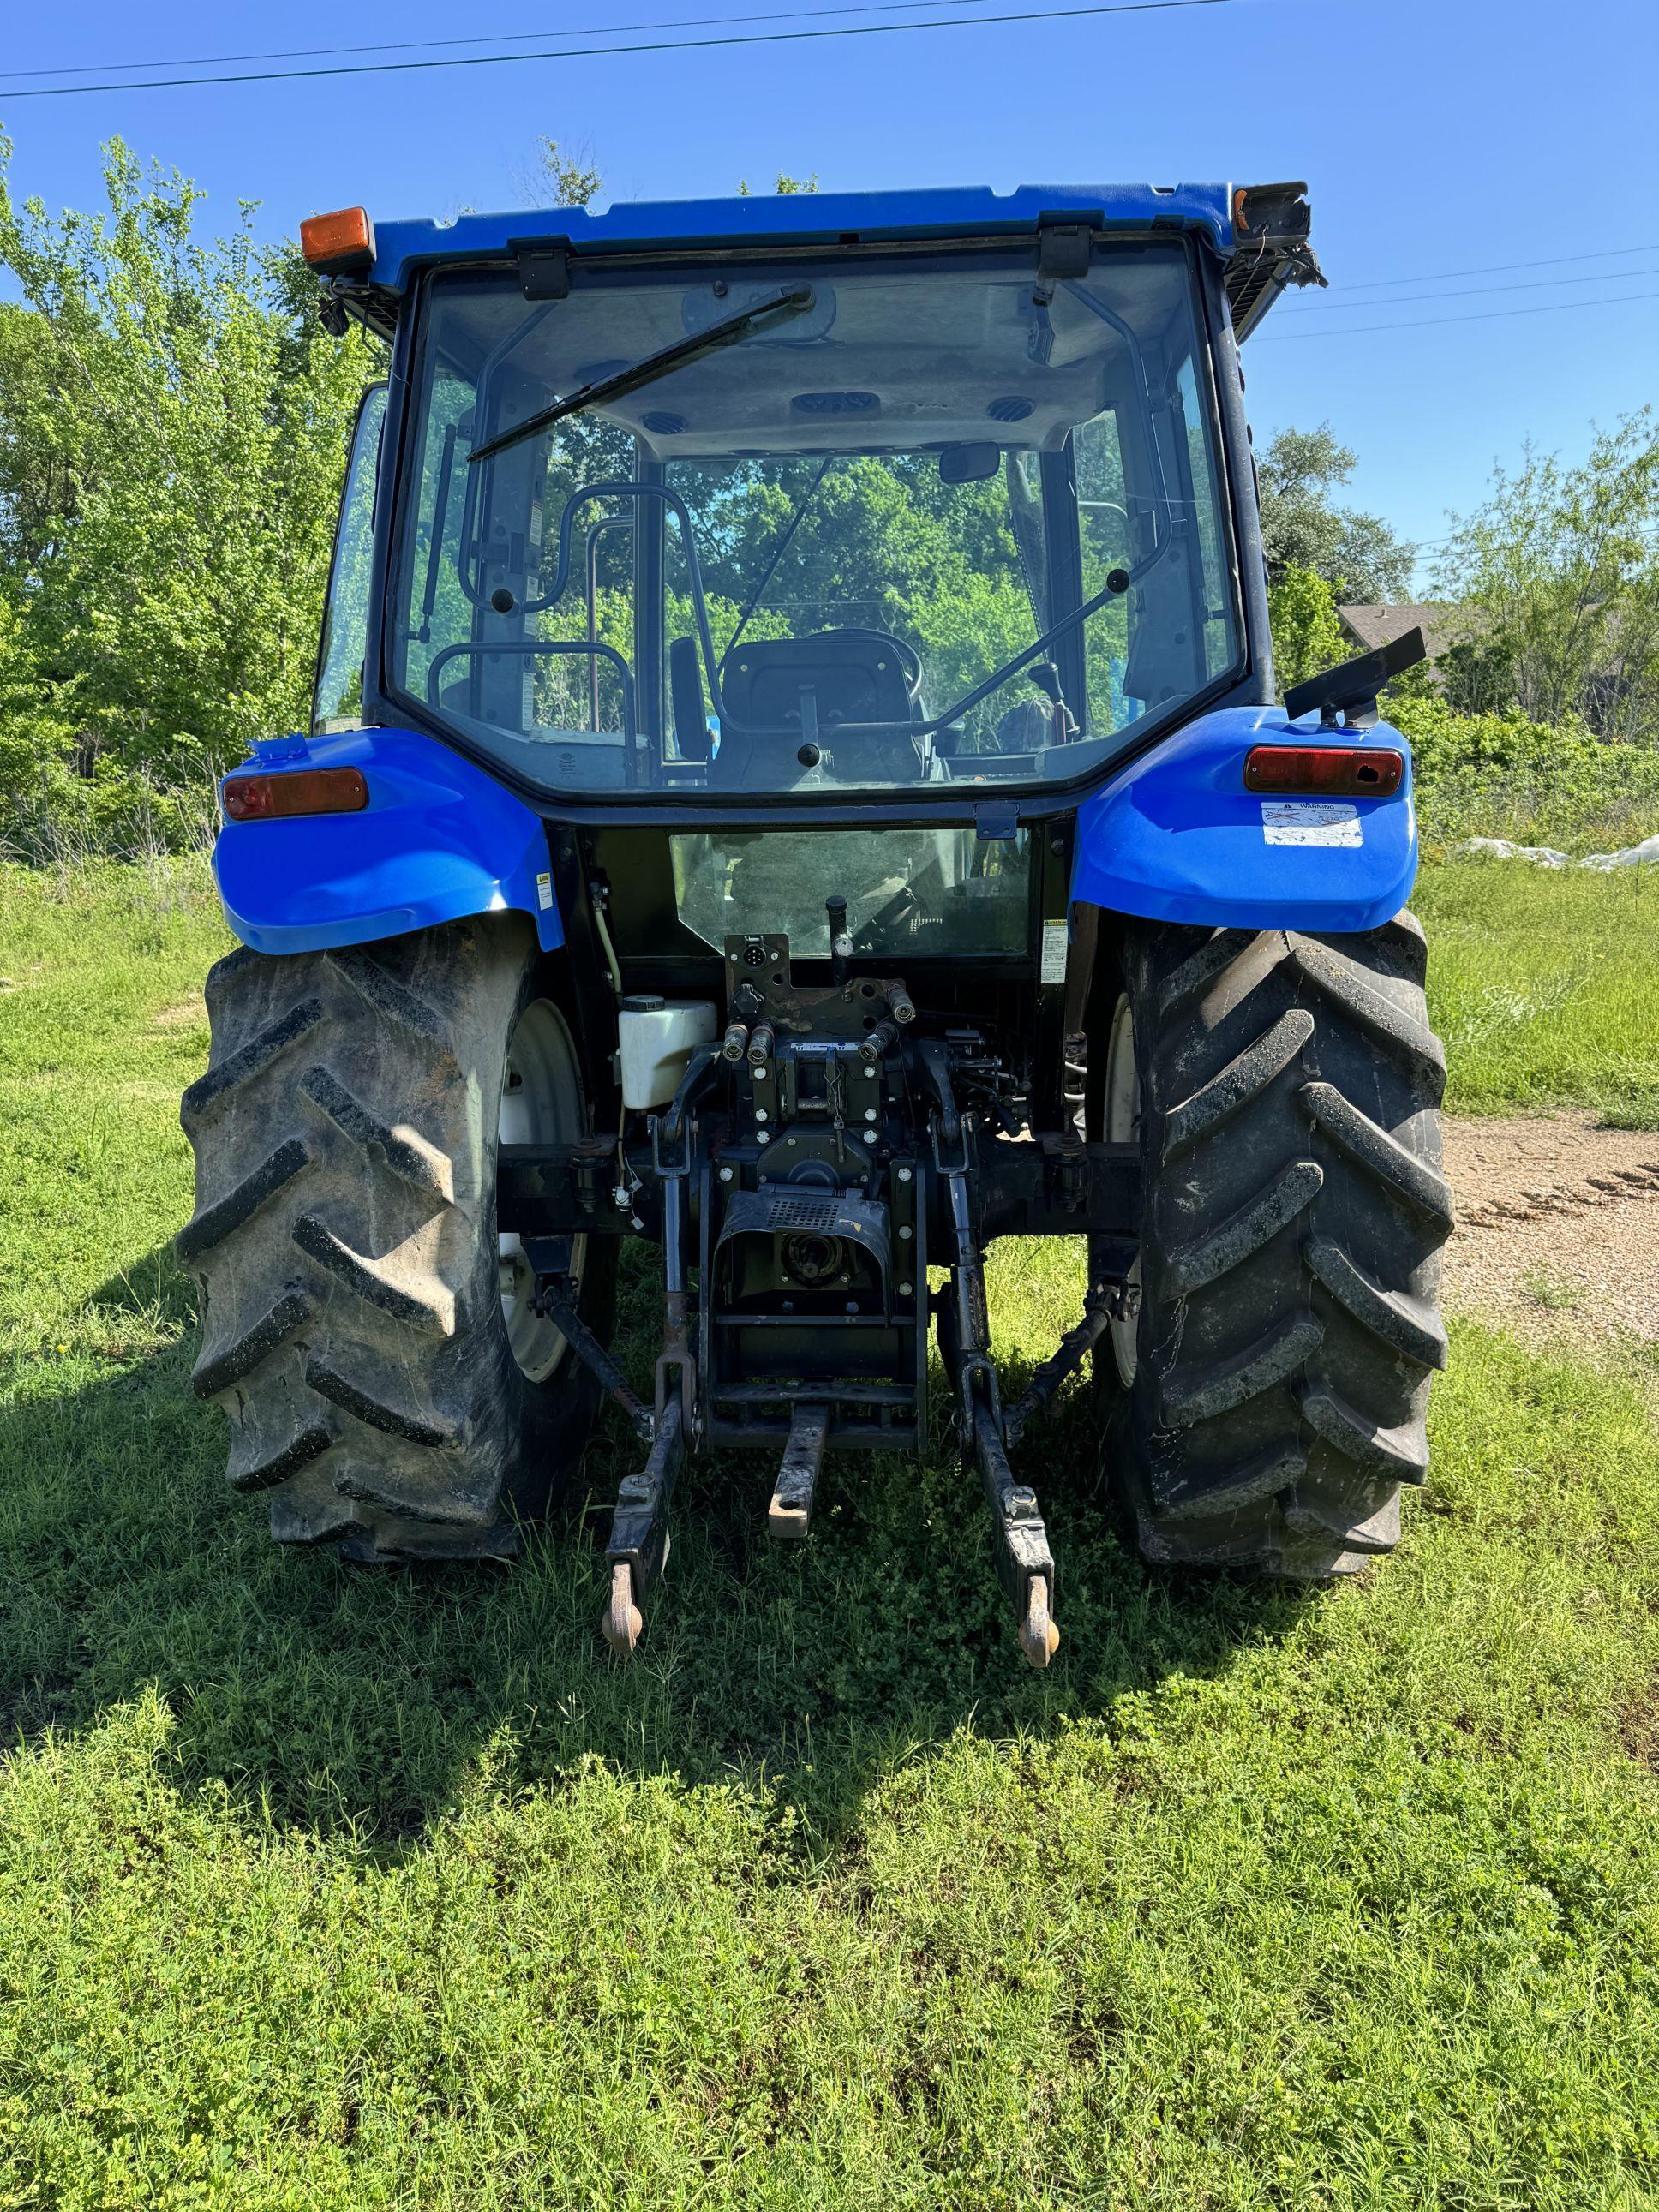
[713,628,927,786]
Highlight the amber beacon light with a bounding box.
[300,206,375,274]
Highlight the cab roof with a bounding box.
[369,182,1239,290]
[335,182,1320,342]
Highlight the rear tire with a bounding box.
[177,916,615,1560]
[1094,915,1451,1576]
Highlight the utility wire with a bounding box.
[0,0,1230,99]
[1294,239,1659,300]
[1255,290,1659,341]
[1,0,1009,82]
[1285,263,1659,314]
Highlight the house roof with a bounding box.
[1337,602,1474,667]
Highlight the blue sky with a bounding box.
[3,0,1654,584]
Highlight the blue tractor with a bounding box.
[178,182,1447,1665]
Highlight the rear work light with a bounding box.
[300,206,374,273]
[1243,745,1404,798]
[223,768,369,822]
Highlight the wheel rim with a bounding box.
[1105,992,1141,1387]
[498,1000,587,1382]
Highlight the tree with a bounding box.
[1267,563,1347,693]
[1434,411,1659,742]
[0,134,375,853]
[525,137,603,210]
[1256,424,1415,602]
[737,172,820,196]
[525,140,817,206]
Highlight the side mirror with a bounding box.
[939,442,1000,486]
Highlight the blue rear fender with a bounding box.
[215,708,1414,960]
[213,726,562,957]
[1069,706,1416,936]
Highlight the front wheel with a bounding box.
[177,916,615,1560]
[1093,915,1452,1577]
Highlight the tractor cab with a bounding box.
[312,182,1323,810]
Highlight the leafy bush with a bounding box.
[1397,691,1659,852]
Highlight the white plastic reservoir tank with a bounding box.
[616,995,719,1111]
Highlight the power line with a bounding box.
[0,0,1008,83]
[0,0,1230,99]
[1285,263,1659,314]
[1255,289,1659,341]
[1296,239,1659,300]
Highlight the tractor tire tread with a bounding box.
[1161,1008,1315,1161]
[174,1138,312,1263]
[177,917,611,1557]
[298,1066,453,1200]
[1101,911,1447,1577]
[325,945,462,1073]
[180,998,325,1129]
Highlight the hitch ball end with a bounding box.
[1019,1575,1061,1670]
[602,1561,644,1657]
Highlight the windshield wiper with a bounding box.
[468,282,816,466]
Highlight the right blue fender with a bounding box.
[1070,705,1418,936]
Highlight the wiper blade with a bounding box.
[468,282,816,465]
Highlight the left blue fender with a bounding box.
[213,726,563,956]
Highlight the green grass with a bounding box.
[3,860,1659,2208]
[0,858,230,1354]
[1415,857,1659,1126]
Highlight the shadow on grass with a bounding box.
[1,1243,1316,1853]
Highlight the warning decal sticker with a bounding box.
[1039,919,1069,983]
[1261,801,1363,848]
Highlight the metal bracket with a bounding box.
[513,239,572,300]
[1037,220,1093,281]
[974,801,1021,842]
[769,1403,829,1539]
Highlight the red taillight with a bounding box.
[223,768,369,822]
[1244,745,1404,798]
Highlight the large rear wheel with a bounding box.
[177,916,614,1560]
[1094,916,1451,1576]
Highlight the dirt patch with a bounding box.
[152,999,205,1031]
[1443,1112,1659,1352]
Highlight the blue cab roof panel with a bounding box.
[369,182,1239,292]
